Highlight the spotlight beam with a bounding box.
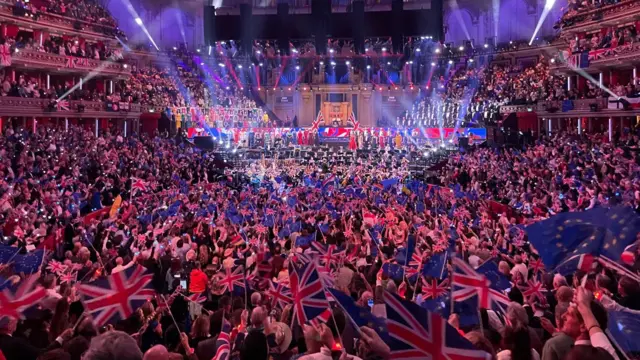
[530,0,556,45]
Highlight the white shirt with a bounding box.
[511,263,528,282]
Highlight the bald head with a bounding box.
[143,345,169,360]
[251,306,266,327]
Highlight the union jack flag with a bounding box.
[289,261,329,325]
[528,258,545,274]
[213,266,246,295]
[311,242,344,269]
[254,224,268,235]
[348,111,359,131]
[0,275,46,320]
[75,265,155,325]
[187,292,206,304]
[268,281,293,309]
[451,258,510,310]
[213,322,232,360]
[309,309,332,328]
[519,279,546,304]
[131,177,148,195]
[421,278,449,300]
[409,248,425,268]
[46,260,67,275]
[311,110,323,130]
[56,99,70,111]
[59,271,77,284]
[383,291,491,360]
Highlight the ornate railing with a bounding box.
[0,97,141,117]
[499,98,609,114]
[0,1,119,39]
[11,50,130,77]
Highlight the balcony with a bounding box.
[499,98,640,117]
[559,0,640,35]
[550,42,640,73]
[0,0,118,41]
[10,49,131,78]
[0,97,142,118]
[215,0,431,15]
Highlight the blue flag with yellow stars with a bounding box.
[607,307,640,359]
[328,288,390,342]
[0,245,44,274]
[525,206,640,270]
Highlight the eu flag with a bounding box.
[0,246,44,274]
[421,293,479,327]
[607,308,640,360]
[328,288,390,342]
[525,207,640,270]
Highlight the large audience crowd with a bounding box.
[0,110,638,360]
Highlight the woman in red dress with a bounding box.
[349,130,357,151]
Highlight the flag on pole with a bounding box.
[311,111,323,130]
[75,265,155,325]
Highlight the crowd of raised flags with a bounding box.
[0,122,638,360]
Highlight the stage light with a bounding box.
[395,87,398,90]
[219,63,225,67]
[435,48,440,53]
[220,52,224,55]
[295,65,300,70]
[200,62,204,66]
[173,47,177,50]
[431,62,436,66]
[366,65,371,69]
[448,60,453,64]
[259,63,263,67]
[469,59,474,63]
[329,49,335,53]
[331,61,336,66]
[459,46,464,51]
[232,148,237,153]
[225,86,230,90]
[484,44,489,48]
[196,49,200,52]
[288,88,291,91]
[241,87,244,90]
[382,47,387,52]
[238,65,243,69]
[551,58,556,63]
[208,46,212,55]
[14,48,18,53]
[345,61,350,65]
[135,17,143,25]
[416,48,421,52]
[258,87,261,90]
[256,50,261,54]
[273,87,276,90]
[292,48,298,53]
[408,61,413,64]
[319,61,324,65]
[423,152,428,156]
[123,64,128,68]
[509,41,513,44]
[365,48,369,52]
[303,87,307,90]
[386,62,391,65]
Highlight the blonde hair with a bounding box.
[190,314,210,339]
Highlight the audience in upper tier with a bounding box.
[9,0,125,36]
